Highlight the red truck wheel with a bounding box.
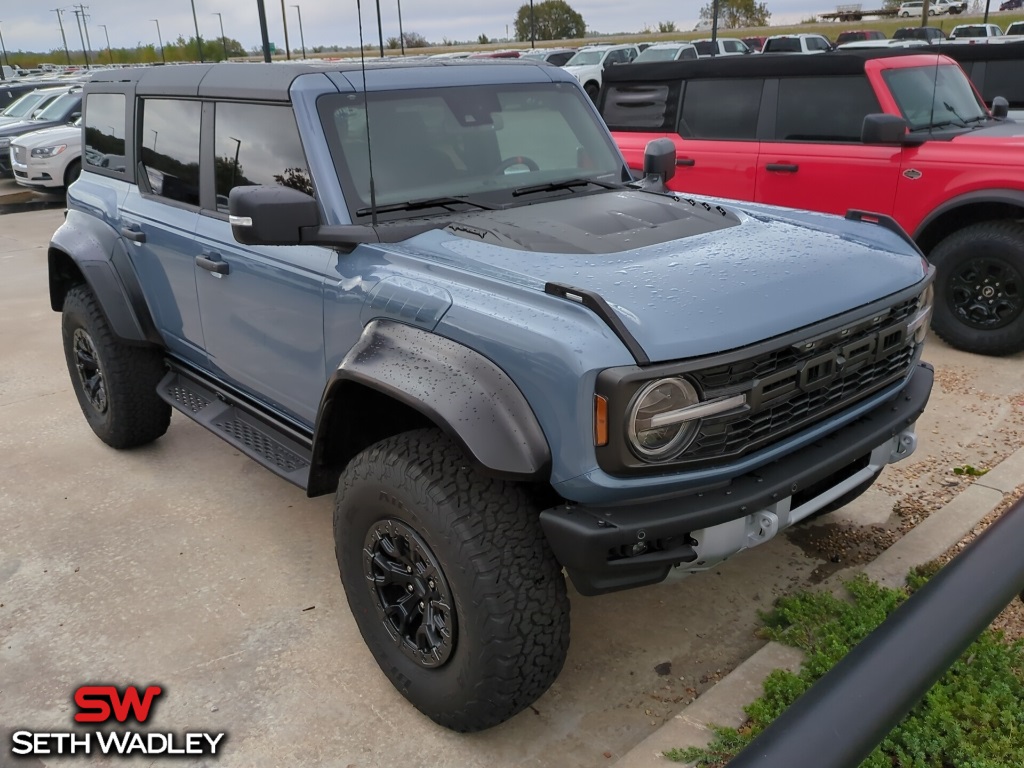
[929,221,1024,356]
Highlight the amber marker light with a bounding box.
[594,394,609,447]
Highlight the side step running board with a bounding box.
[157,369,312,489]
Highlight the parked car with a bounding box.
[836,30,887,45]
[691,37,752,56]
[999,0,1022,10]
[563,44,639,99]
[1005,20,1024,34]
[762,33,834,53]
[602,50,1024,355]
[949,23,1003,38]
[9,117,82,190]
[633,42,699,62]
[898,0,939,16]
[517,47,577,66]
[935,0,968,12]
[892,25,948,42]
[742,36,767,52]
[0,86,65,127]
[0,86,81,177]
[50,60,933,733]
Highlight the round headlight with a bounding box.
[628,377,700,460]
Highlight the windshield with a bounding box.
[1006,22,1024,34]
[952,26,988,37]
[35,92,79,121]
[883,64,987,130]
[319,83,625,219]
[565,50,604,66]
[2,91,53,118]
[635,47,682,62]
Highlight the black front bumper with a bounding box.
[540,363,933,596]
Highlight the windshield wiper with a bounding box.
[512,177,623,198]
[355,195,496,216]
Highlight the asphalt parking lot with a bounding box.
[3,203,1024,767]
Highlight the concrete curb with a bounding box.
[614,442,1024,768]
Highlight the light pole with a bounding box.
[98,23,113,64]
[291,5,306,59]
[374,0,384,57]
[255,0,271,62]
[151,19,166,63]
[76,5,94,67]
[529,0,535,47]
[54,8,72,65]
[212,12,228,60]
[190,0,204,62]
[396,0,404,55]
[279,0,291,60]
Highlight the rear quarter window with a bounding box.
[84,93,127,174]
[602,83,681,131]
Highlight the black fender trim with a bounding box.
[308,320,551,495]
[49,210,161,345]
[913,188,1024,241]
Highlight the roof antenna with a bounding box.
[356,0,379,226]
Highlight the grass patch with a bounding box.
[665,574,1024,767]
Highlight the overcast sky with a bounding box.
[1,1,821,56]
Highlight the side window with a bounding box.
[679,79,763,140]
[83,93,126,172]
[724,40,745,53]
[680,47,698,60]
[139,99,201,206]
[982,61,1024,107]
[606,50,627,65]
[774,76,881,142]
[213,102,311,213]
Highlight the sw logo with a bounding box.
[10,684,226,758]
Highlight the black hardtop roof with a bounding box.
[84,59,549,101]
[603,49,943,83]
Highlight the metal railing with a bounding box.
[727,495,1024,768]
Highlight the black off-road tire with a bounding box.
[584,81,600,102]
[929,221,1024,356]
[63,158,81,189]
[334,429,569,732]
[62,284,171,448]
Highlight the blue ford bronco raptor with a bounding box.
[49,60,933,731]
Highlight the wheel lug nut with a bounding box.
[407,584,414,592]
[419,601,425,610]
[428,579,435,589]
[406,565,412,573]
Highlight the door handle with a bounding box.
[196,253,229,276]
[120,224,146,243]
[766,163,799,173]
[676,158,696,167]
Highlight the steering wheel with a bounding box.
[493,155,540,175]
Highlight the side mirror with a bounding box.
[638,137,676,192]
[861,113,909,144]
[229,185,319,246]
[68,111,81,122]
[991,96,1009,119]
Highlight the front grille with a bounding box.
[679,296,921,465]
[12,146,26,164]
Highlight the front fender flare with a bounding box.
[913,188,1024,241]
[310,320,551,491]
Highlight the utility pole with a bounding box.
[76,5,94,67]
[291,5,306,59]
[530,0,535,47]
[72,7,89,67]
[710,0,720,57]
[213,12,228,60]
[0,22,10,72]
[280,0,291,60]
[151,19,166,63]
[54,8,73,65]
[374,0,384,57]
[98,23,113,64]
[396,0,404,55]
[255,0,272,62]
[190,0,204,62]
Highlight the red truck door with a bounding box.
[755,76,902,217]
